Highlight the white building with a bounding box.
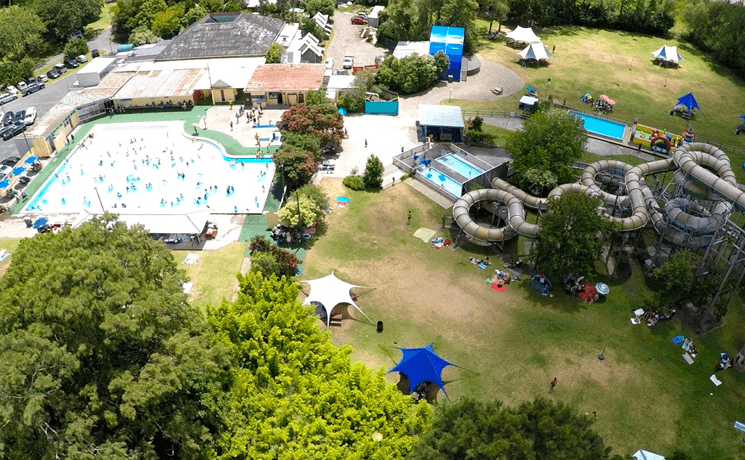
[76,57,117,87]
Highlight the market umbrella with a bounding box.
[32,217,48,229]
[24,156,38,164]
[12,166,24,176]
[0,179,9,189]
[676,93,700,112]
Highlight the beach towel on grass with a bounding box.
[491,282,506,292]
[182,253,200,265]
[413,228,437,243]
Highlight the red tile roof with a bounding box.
[244,64,326,92]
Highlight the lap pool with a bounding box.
[568,110,627,141]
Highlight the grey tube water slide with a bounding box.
[451,142,744,243]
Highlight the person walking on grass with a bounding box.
[550,377,558,393]
[407,211,412,225]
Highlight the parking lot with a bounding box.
[325,11,390,72]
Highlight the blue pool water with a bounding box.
[435,153,484,179]
[568,111,626,140]
[421,166,463,197]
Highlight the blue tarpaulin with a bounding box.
[388,343,454,394]
[33,217,48,229]
[677,93,700,111]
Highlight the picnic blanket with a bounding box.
[182,253,200,265]
[414,227,437,243]
[0,249,9,263]
[492,282,506,292]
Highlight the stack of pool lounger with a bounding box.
[336,196,350,207]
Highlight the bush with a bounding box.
[338,91,365,113]
[363,154,384,189]
[343,175,365,191]
[465,128,496,145]
[249,236,300,278]
[470,116,483,131]
[250,251,280,277]
[128,26,159,46]
[63,38,88,60]
[266,43,285,64]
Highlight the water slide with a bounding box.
[452,143,743,246]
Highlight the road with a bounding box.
[326,12,388,72]
[0,28,119,161]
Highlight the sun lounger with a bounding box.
[682,353,694,365]
[710,374,722,386]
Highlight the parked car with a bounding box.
[351,16,367,24]
[0,126,11,142]
[47,69,62,79]
[54,63,67,74]
[354,12,367,18]
[342,56,354,69]
[26,77,37,84]
[324,58,334,69]
[23,107,36,125]
[76,54,88,63]
[91,49,100,58]
[5,85,18,95]
[18,176,30,184]
[64,59,79,69]
[21,81,44,96]
[1,123,25,140]
[13,110,25,125]
[1,156,20,165]
[36,74,48,83]
[2,111,13,126]
[0,92,17,106]
[375,55,386,64]
[17,81,27,92]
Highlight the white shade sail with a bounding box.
[505,26,541,44]
[517,42,551,61]
[302,272,372,327]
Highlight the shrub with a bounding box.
[249,236,300,278]
[363,154,384,189]
[63,38,88,60]
[266,43,285,64]
[250,251,280,277]
[465,128,496,145]
[470,116,484,131]
[343,175,365,191]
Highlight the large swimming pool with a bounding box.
[435,153,484,179]
[568,110,626,141]
[25,121,276,215]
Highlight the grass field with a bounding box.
[451,24,745,180]
[303,179,745,460]
[0,239,21,278]
[174,242,246,310]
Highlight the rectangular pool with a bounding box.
[435,153,484,179]
[420,166,463,197]
[568,110,626,141]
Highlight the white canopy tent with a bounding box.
[517,42,551,63]
[633,450,666,460]
[505,26,541,45]
[302,272,373,327]
[651,45,682,65]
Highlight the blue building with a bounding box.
[428,26,465,82]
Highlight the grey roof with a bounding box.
[418,104,465,128]
[156,13,285,61]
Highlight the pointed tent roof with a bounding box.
[302,272,371,326]
[633,450,666,460]
[505,26,541,44]
[388,343,454,394]
[677,92,700,111]
[651,45,682,64]
[517,42,551,61]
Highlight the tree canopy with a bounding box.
[409,397,613,460]
[279,103,344,146]
[531,191,618,277]
[506,108,587,196]
[204,273,433,459]
[0,217,224,459]
[273,144,316,191]
[375,52,449,94]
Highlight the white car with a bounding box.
[5,85,18,95]
[324,58,334,69]
[342,56,354,69]
[76,55,88,63]
[24,107,37,126]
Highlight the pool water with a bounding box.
[568,111,626,140]
[435,153,484,179]
[25,121,275,215]
[421,166,463,197]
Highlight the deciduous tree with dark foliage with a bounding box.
[279,101,344,145]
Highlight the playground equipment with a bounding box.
[631,123,683,155]
[453,142,742,246]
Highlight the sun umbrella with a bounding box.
[32,217,48,229]
[24,156,38,164]
[595,282,610,296]
[0,179,9,189]
[12,166,24,176]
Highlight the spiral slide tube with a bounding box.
[451,143,745,244]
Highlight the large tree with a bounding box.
[0,6,45,60]
[0,217,224,459]
[204,273,433,459]
[506,108,587,196]
[410,397,615,460]
[279,103,344,145]
[531,191,618,277]
[34,0,103,41]
[273,144,316,190]
[379,0,478,51]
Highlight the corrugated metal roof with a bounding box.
[245,64,325,92]
[418,104,465,128]
[115,68,207,99]
[156,12,284,61]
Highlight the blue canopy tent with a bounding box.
[677,93,700,112]
[388,343,454,395]
[24,156,38,164]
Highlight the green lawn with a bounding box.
[451,24,745,180]
[173,242,246,311]
[302,180,745,460]
[85,3,116,37]
[0,239,22,278]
